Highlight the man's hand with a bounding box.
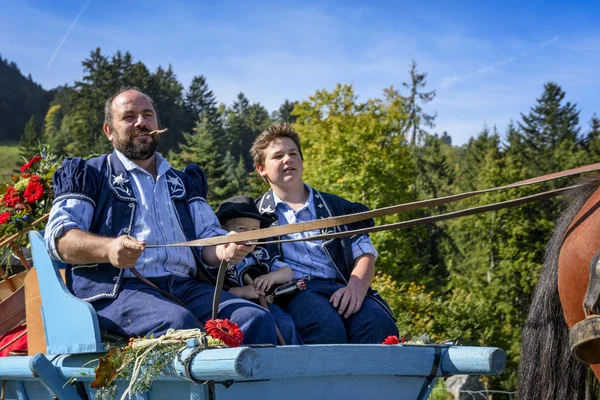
[106,236,145,269]
[216,231,256,265]
[329,276,369,319]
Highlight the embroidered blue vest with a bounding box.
[256,188,395,319]
[52,151,211,302]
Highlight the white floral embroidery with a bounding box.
[167,175,183,188]
[111,174,131,196]
[113,174,128,186]
[261,205,274,213]
[252,247,269,260]
[166,173,185,196]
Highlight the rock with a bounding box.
[445,375,486,399]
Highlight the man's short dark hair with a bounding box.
[104,87,160,129]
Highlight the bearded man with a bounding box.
[43,88,277,344]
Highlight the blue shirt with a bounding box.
[273,186,378,280]
[44,150,226,278]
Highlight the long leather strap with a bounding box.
[145,161,600,248]
[253,185,577,245]
[212,261,228,320]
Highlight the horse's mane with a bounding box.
[517,176,600,400]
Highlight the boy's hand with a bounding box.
[106,235,145,269]
[254,273,277,292]
[330,277,368,319]
[229,285,265,300]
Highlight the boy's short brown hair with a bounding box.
[250,123,303,168]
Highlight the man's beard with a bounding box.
[114,128,160,160]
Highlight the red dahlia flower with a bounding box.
[204,319,244,347]
[2,187,23,208]
[382,335,400,345]
[29,174,42,183]
[20,155,42,173]
[24,181,44,203]
[0,211,10,225]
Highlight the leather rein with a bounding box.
[146,162,600,249]
[133,162,600,330]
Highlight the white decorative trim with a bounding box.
[313,189,333,218]
[81,268,124,302]
[72,264,99,270]
[189,196,206,203]
[54,193,96,208]
[258,193,267,213]
[106,154,136,202]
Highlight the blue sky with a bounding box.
[2,0,599,145]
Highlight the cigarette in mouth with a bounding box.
[148,128,168,135]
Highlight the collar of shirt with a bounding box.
[272,184,317,218]
[114,149,171,178]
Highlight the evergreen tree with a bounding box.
[147,65,187,154]
[586,113,600,161]
[67,48,114,156]
[185,75,218,126]
[175,118,228,207]
[224,93,271,170]
[19,115,40,161]
[518,82,581,175]
[402,60,436,149]
[271,100,298,123]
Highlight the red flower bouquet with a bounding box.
[0,148,61,250]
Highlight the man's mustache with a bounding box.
[131,128,152,138]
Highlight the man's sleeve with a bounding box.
[44,158,98,261]
[44,199,93,261]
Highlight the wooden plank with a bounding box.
[0,284,26,337]
[213,375,430,400]
[0,270,27,300]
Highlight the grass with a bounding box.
[0,141,22,184]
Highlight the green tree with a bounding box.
[174,118,230,207]
[271,100,298,123]
[403,60,436,150]
[586,113,600,161]
[293,83,431,282]
[224,93,271,170]
[518,82,582,175]
[19,115,40,161]
[43,104,70,156]
[146,65,187,154]
[185,75,219,126]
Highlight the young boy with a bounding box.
[249,123,399,344]
[214,195,302,345]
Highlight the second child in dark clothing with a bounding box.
[213,195,303,345]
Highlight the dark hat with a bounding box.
[216,195,276,228]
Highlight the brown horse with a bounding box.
[518,176,600,399]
